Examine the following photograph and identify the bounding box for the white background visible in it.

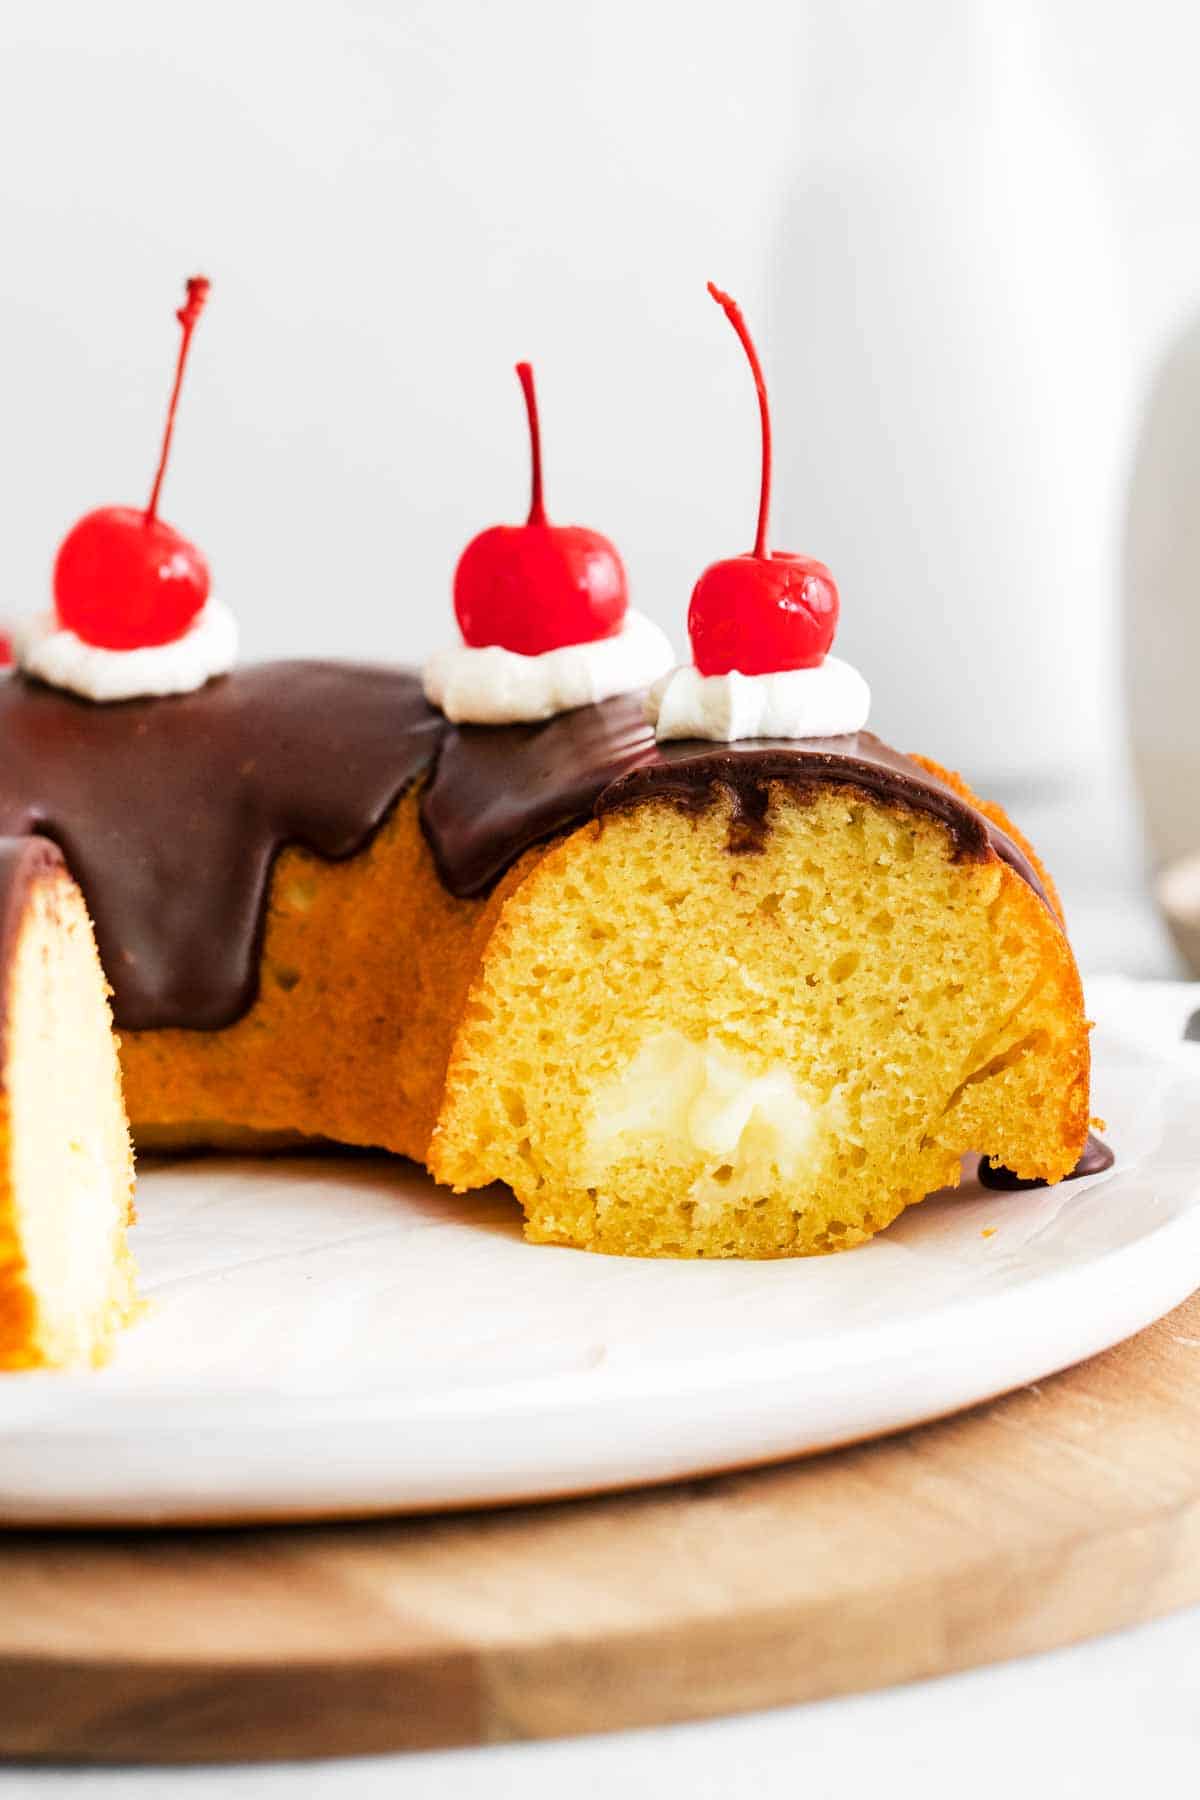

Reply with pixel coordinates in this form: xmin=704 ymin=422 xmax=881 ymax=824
xmin=2 ymin=0 xmax=1198 ymax=793
xmin=4 ymin=2 xmax=1200 ymax=1791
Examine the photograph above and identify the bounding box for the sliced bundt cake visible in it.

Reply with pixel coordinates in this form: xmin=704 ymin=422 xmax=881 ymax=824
xmin=426 ymin=738 xmax=1088 ymax=1256
xmin=0 ymin=838 xmax=136 ymax=1367
xmin=0 ymin=668 xmax=1091 ymax=1262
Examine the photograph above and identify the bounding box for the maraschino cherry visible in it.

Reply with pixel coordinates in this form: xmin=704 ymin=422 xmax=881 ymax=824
xmin=54 ymin=276 xmax=212 ymax=651
xmin=689 ymin=283 xmax=838 ymax=678
xmin=454 ymin=361 xmax=627 ymax=656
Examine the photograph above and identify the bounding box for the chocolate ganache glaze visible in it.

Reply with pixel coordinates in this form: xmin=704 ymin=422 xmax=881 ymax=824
xmin=420 ymin=691 xmax=656 ymax=895
xmin=979 ymin=1133 xmax=1115 ymax=1190
xmin=0 ymin=665 xmax=444 ymax=1030
xmin=0 ymin=665 xmax=1054 ymax=1034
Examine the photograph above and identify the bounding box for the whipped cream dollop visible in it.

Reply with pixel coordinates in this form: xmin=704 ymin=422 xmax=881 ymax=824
xmin=423 ymin=608 xmax=674 ymax=725
xmin=647 ymin=655 xmax=870 ymax=743
xmin=14 ymin=600 xmax=238 ymax=703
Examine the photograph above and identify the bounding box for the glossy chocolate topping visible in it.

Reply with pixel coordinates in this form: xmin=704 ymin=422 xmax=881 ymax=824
xmin=0 ymin=666 xmax=443 ymax=1030
xmin=0 ymin=665 xmax=1052 ymax=1033
xmin=423 ymin=711 xmax=1050 ymax=909
xmin=0 ymin=836 xmax=67 ymax=1074
xmin=420 ymin=692 xmax=656 ymax=894
xmin=978 ymin=1132 xmax=1115 ymax=1191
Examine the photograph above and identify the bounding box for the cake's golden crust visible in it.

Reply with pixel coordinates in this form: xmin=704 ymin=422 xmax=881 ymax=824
xmin=119 ymin=765 xmax=1092 ymax=1261
xmin=908 ymin=753 xmax=1067 ymax=923
xmin=121 ymin=789 xmax=534 ymax=1160
xmin=0 ymin=1099 xmax=38 ymax=1364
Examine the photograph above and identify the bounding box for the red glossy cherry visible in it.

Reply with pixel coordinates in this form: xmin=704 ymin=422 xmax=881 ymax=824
xmin=688 ymin=282 xmax=839 ymax=677
xmin=54 ymin=276 xmax=212 ymax=651
xmin=454 ymin=362 xmax=628 ymax=656
xmin=54 ymin=508 xmax=210 ymax=650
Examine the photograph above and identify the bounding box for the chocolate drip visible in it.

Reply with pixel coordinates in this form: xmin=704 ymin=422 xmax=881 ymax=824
xmin=0 ymin=666 xmax=443 ymax=1030
xmin=419 ymin=692 xmax=657 ymax=895
xmin=0 ymin=837 xmax=67 ymax=1073
xmin=0 ymin=667 xmax=1054 ymax=1034
xmin=977 ymin=1133 xmax=1115 ymax=1191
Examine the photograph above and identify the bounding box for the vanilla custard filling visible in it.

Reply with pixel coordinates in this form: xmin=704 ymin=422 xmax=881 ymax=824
xmin=587 ymin=1030 xmax=823 ymax=1218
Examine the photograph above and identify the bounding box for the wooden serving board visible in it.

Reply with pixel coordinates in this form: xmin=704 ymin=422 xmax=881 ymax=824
xmin=4 ymin=1287 xmax=1200 ymax=1765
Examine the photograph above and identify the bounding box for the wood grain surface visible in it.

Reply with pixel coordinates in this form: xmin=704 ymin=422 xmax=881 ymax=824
xmin=4 ymin=1287 xmax=1200 ymax=1764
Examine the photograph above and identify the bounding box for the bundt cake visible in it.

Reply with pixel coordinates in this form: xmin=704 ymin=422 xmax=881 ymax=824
xmin=0 ymin=273 xmax=1101 ymax=1345
xmin=0 ymin=665 xmax=1091 ymax=1260
xmin=0 ymin=837 xmax=136 ymax=1368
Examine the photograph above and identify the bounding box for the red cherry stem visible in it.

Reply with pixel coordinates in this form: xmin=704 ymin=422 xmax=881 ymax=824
xmin=145 ymin=275 xmax=211 ymax=524
xmin=515 ymin=361 xmax=547 ymax=527
xmin=707 ymin=281 xmax=771 ymax=560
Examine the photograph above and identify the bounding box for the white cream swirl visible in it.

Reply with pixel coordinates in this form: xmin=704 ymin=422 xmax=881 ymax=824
xmin=423 ymin=609 xmax=674 ymax=725
xmin=14 ymin=600 xmax=238 ymax=703
xmin=647 ymin=656 xmax=870 ymax=743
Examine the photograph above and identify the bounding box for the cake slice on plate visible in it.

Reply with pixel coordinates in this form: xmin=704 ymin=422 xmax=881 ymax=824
xmin=0 ymin=838 xmax=136 ymax=1368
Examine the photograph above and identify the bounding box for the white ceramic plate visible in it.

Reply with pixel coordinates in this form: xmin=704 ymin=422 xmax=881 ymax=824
xmin=4 ymin=977 xmax=1200 ymax=1527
